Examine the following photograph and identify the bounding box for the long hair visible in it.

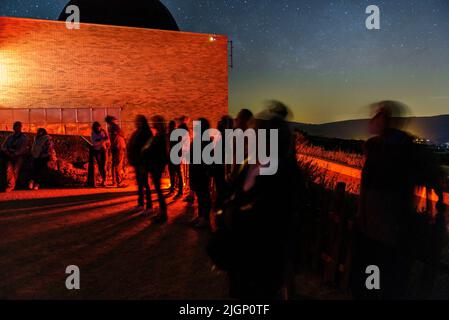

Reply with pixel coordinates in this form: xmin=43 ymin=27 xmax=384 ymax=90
xmin=92 ymin=121 xmax=102 ymax=133
xmin=135 ymin=115 xmax=151 ymax=132
xmin=37 ymin=128 xmax=48 ymax=137
xmin=151 ymin=115 xmax=166 ymax=136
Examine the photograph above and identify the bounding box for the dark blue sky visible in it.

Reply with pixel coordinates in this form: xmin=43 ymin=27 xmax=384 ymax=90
xmin=1 ymin=0 xmax=449 ymax=122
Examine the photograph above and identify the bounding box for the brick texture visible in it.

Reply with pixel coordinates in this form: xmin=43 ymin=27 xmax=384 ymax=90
xmin=0 ymin=17 xmax=228 ymax=132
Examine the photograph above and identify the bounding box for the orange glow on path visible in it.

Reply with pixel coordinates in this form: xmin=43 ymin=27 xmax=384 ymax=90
xmin=300 ymin=154 xmax=449 ymax=206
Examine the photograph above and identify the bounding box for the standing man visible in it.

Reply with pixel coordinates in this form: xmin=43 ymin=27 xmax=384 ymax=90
xmin=176 ymin=116 xmax=195 ymax=203
xmin=105 ymin=115 xmax=127 ymax=188
xmin=1 ymin=121 xmax=29 ymax=192
xmin=168 ymin=120 xmax=183 ymax=199
xmin=353 ymin=101 xmax=418 ymax=299
xmin=91 ymin=122 xmax=109 ymax=188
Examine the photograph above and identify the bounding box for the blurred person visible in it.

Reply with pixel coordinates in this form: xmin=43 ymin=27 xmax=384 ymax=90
xmin=127 ymin=115 xmax=153 ymax=214
xmin=91 ymin=122 xmax=109 ymax=187
xmin=176 ymin=116 xmax=195 ymax=204
xmin=189 ymin=118 xmax=213 ymax=228
xmin=176 ymin=115 xmax=190 ymax=132
xmin=228 ymin=109 xmax=255 ymax=185
xmin=29 ymin=128 xmax=56 ymax=190
xmin=234 ymin=108 xmax=254 ymax=131
xmin=1 ymin=121 xmax=29 ymax=192
xmin=208 ymin=102 xmax=302 ymax=299
xmin=352 ymin=100 xmax=446 ymax=299
xmin=105 ymin=115 xmax=127 ymax=188
xmin=212 ymin=115 xmax=234 ymax=211
xmin=143 ymin=115 xmax=169 ymax=223
xmin=168 ymin=120 xmax=183 ymax=199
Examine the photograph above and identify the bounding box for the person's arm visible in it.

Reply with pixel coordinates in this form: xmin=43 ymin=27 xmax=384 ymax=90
xmin=1 ymin=136 xmax=9 ymax=152
xmin=104 ymin=130 xmax=111 ymax=149
xmin=91 ymin=132 xmax=98 ymax=150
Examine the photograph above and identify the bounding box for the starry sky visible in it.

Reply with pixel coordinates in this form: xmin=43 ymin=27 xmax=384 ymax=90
xmin=1 ymin=0 xmax=449 ymax=123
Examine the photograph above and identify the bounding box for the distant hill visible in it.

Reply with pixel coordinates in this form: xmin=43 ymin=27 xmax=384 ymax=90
xmin=291 ymin=115 xmax=449 ymax=144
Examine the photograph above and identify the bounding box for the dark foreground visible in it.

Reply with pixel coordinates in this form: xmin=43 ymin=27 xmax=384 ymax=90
xmin=0 ymin=187 xmax=228 ymax=299
xmin=0 ymin=187 xmax=346 ymax=300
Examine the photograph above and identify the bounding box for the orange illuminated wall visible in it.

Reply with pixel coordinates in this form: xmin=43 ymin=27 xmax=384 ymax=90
xmin=0 ymin=17 xmax=228 ymax=130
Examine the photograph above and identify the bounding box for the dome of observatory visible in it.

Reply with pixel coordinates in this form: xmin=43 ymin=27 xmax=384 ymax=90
xmin=58 ymin=0 xmax=180 ymax=31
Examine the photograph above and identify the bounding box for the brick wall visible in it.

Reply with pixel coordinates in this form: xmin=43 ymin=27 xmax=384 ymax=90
xmin=0 ymin=17 xmax=228 ymax=132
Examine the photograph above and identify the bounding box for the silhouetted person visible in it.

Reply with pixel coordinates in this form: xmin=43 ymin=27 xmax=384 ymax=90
xmin=176 ymin=116 xmax=195 ymax=204
xmin=228 ymin=109 xmax=255 ymax=186
xmin=127 ymin=115 xmax=153 ymax=213
xmin=212 ymin=115 xmax=234 ymax=211
xmin=91 ymin=122 xmax=109 ymax=187
xmin=189 ymin=118 xmax=213 ymax=229
xmin=1 ymin=121 xmax=29 ymax=192
xmin=105 ymin=115 xmax=127 ymax=188
xmin=168 ymin=120 xmax=183 ymax=199
xmin=29 ymin=128 xmax=56 ymax=190
xmin=351 ymin=100 xmax=445 ymax=299
xmin=234 ymin=108 xmax=254 ymax=131
xmin=213 ymin=102 xmax=301 ymax=299
xmin=144 ymin=115 xmax=169 ymax=223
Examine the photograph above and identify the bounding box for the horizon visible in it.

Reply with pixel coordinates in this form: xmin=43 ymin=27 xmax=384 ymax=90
xmin=293 ymin=112 xmax=449 ymax=126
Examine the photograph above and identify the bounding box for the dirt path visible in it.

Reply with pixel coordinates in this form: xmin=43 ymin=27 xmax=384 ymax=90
xmin=0 ymin=187 xmax=228 ymax=299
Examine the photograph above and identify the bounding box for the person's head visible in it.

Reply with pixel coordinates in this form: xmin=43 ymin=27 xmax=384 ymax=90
xmin=234 ymin=109 xmax=254 ymax=131
xmin=134 ymin=115 xmax=150 ymax=131
xmin=168 ymin=120 xmax=176 ymax=132
xmin=105 ymin=115 xmax=118 ymax=125
xmin=193 ymin=118 xmax=210 ymax=140
xmin=253 ymin=101 xmax=295 ymax=167
xmin=92 ymin=121 xmax=102 ymax=133
xmin=369 ymin=100 xmax=410 ymax=136
xmin=217 ymin=115 xmax=234 ymax=133
xmin=150 ymin=115 xmax=166 ymax=136
xmin=254 ymin=115 xmax=293 ymax=161
xmin=176 ymin=115 xmax=189 ymax=127
xmin=267 ymin=100 xmax=291 ymax=120
xmin=36 ymin=128 xmax=47 ymax=137
xmin=13 ymin=121 xmax=22 ymax=134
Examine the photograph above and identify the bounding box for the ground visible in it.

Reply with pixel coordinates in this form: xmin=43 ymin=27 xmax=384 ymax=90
xmin=0 ymin=186 xmax=347 ymax=300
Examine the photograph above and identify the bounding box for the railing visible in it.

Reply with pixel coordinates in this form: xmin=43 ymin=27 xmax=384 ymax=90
xmin=300 ymin=181 xmax=449 ymax=298
xmin=0 ymin=107 xmax=123 ymax=135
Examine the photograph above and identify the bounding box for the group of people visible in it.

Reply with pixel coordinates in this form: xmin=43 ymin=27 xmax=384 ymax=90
xmin=122 ymin=106 xmax=302 ymax=299
xmin=88 ymin=116 xmax=128 ymax=188
xmin=0 ymin=121 xmax=56 ymax=192
xmin=1 ymin=100 xmax=447 ymax=300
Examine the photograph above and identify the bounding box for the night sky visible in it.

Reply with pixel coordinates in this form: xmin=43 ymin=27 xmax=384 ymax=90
xmin=1 ymin=0 xmax=449 ymax=123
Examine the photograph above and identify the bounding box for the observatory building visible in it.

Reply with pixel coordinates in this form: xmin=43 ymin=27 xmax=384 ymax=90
xmin=0 ymin=0 xmax=228 ymax=134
